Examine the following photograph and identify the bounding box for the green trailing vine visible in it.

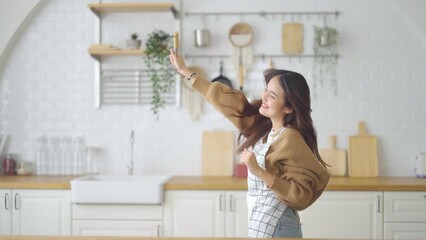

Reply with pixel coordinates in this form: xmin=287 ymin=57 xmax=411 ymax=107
xmin=143 ymin=30 xmax=174 ymax=116
xmin=312 ymin=26 xmax=338 ymax=98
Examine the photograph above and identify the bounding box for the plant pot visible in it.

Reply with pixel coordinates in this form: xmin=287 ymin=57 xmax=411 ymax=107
xmin=126 ymin=39 xmax=141 ymax=49
xmin=316 ymin=27 xmax=337 ymax=47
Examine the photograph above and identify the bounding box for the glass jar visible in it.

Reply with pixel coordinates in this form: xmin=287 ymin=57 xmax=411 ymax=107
xmin=60 ymin=137 xmax=72 ymax=176
xmin=35 ymin=136 xmax=48 ymax=175
xmin=2 ymin=154 xmax=17 ymax=175
xmin=48 ymin=137 xmax=60 ymax=175
xmin=73 ymin=137 xmax=86 ymax=175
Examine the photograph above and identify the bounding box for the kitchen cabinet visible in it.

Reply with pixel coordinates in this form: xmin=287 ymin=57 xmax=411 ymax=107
xmin=299 ymin=191 xmax=383 ymax=239
xmin=0 ymin=189 xmax=12 ymax=235
xmin=384 ymin=191 xmax=426 ymax=239
xmin=72 ymin=204 xmax=163 ymax=237
xmin=0 ymin=189 xmax=71 ymax=235
xmin=163 ymin=190 xmax=248 ymax=237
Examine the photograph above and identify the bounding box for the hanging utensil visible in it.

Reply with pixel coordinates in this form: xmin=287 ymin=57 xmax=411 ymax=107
xmin=269 ymin=59 xmax=274 ymax=69
xmin=182 ymin=66 xmax=205 ymax=120
xmin=194 ymin=29 xmax=210 ymax=47
xmin=194 ymin=15 xmax=210 ymax=48
xmin=173 ymin=31 xmax=179 ymax=54
xmin=228 ymin=22 xmax=253 ymax=91
xmin=211 ymin=61 xmax=233 ymax=89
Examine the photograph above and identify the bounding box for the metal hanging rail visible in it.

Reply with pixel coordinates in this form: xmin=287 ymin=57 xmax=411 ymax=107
xmin=184 ymin=53 xmax=339 ymax=59
xmin=184 ymin=10 xmax=339 ymax=20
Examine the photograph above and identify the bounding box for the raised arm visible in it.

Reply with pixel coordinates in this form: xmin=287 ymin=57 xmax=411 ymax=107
xmin=169 ymin=49 xmax=255 ymax=131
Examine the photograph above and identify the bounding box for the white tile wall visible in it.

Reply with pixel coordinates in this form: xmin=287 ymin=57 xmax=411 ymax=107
xmin=0 ymin=0 xmax=425 ymax=176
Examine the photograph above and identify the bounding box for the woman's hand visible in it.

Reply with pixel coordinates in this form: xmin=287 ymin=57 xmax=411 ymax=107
xmin=169 ymin=49 xmax=191 ymax=77
xmin=241 ymin=148 xmax=275 ymax=187
xmin=240 ymin=148 xmax=263 ymax=177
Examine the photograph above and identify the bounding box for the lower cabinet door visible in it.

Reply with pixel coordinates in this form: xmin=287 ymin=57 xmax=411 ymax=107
xmin=225 ymin=191 xmax=248 ymax=238
xmin=0 ymin=190 xmax=12 ymax=235
xmin=164 ymin=190 xmax=226 ymax=237
xmin=72 ymin=220 xmax=162 ymax=237
xmin=299 ymin=191 xmax=383 ymax=239
xmin=384 ymin=223 xmax=426 ymax=240
xmin=12 ymin=190 xmax=71 ymax=236
xmin=163 ymin=190 xmax=247 ymax=238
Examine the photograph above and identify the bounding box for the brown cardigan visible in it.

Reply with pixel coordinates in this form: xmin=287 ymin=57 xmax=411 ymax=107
xmin=192 ymin=76 xmax=331 ymax=211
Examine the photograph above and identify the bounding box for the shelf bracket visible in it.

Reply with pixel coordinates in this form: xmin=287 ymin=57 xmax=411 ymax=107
xmin=171 ymin=6 xmax=179 ymax=19
xmin=89 ymin=8 xmax=100 ymax=18
xmin=90 ymin=54 xmax=100 ymax=62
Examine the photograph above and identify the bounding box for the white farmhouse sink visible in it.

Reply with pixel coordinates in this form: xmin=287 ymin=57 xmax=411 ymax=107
xmin=71 ymin=175 xmax=170 ymax=204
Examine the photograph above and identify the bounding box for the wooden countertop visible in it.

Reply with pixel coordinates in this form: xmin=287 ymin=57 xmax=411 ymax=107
xmin=0 ymin=176 xmax=75 ymax=189
xmin=165 ymin=176 xmax=248 ymax=190
xmin=165 ymin=176 xmax=426 ymax=191
xmin=326 ymin=176 xmax=426 ymax=191
xmin=1 ymin=175 xmax=425 ymax=191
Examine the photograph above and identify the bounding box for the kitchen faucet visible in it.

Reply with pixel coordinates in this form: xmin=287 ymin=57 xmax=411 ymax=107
xmin=127 ymin=130 xmax=134 ymax=175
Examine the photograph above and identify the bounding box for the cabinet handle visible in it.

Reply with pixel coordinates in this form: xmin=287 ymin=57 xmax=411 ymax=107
xmin=219 ymin=194 xmax=224 ymax=211
xmin=377 ymin=195 xmax=381 ymax=213
xmin=4 ymin=193 xmax=9 ymax=210
xmin=14 ymin=193 xmax=19 ymax=210
xmin=156 ymin=225 xmax=160 ymax=237
xmin=229 ymin=194 xmax=234 ymax=212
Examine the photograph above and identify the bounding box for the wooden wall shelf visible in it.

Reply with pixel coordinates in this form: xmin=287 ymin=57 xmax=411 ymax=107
xmin=88 ymin=3 xmax=178 ymax=18
xmin=88 ymin=46 xmax=144 ymax=61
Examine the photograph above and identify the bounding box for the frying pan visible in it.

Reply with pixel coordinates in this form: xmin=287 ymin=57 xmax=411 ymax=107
xmin=212 ymin=61 xmax=233 ymax=88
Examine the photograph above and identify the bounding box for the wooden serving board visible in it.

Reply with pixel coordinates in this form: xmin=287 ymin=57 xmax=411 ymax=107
xmin=282 ymin=22 xmax=304 ymax=54
xmin=348 ymin=122 xmax=378 ymax=177
xmin=202 ymin=131 xmax=235 ymax=176
xmin=320 ymin=135 xmax=347 ymax=176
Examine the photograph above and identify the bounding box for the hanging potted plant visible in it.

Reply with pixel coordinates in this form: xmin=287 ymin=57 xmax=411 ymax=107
xmin=143 ymin=30 xmax=174 ymax=116
xmin=315 ymin=26 xmax=337 ymax=47
xmin=312 ymin=26 xmax=339 ymax=97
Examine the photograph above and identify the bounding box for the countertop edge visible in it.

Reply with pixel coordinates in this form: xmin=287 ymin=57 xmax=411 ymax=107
xmin=1 ymin=176 xmax=426 ymax=191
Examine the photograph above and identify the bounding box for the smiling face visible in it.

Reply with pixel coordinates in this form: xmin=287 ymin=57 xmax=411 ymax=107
xmin=259 ymin=76 xmax=293 ymax=123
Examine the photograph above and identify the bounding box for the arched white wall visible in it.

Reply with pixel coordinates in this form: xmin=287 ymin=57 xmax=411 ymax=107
xmin=0 ymin=0 xmax=44 ymax=68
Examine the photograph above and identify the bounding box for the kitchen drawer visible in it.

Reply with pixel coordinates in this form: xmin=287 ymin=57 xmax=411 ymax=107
xmin=72 ymin=204 xmax=163 ymax=220
xmin=384 ymin=192 xmax=426 ymax=222
xmin=384 ymin=223 xmax=426 ymax=240
xmin=73 ymin=220 xmax=162 ymax=237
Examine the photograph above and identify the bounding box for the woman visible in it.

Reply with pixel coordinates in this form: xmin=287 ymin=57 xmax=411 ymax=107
xmin=169 ymin=49 xmax=330 ymax=238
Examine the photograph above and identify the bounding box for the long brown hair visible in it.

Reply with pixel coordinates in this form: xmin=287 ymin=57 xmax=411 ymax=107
xmin=237 ymin=69 xmax=327 ymax=167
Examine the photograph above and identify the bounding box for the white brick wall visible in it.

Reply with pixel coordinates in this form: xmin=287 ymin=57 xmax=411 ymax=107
xmin=0 ymin=0 xmax=425 ymax=176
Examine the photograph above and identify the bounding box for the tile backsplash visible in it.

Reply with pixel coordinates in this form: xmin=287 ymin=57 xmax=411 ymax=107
xmin=0 ymin=0 xmax=425 ymax=176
